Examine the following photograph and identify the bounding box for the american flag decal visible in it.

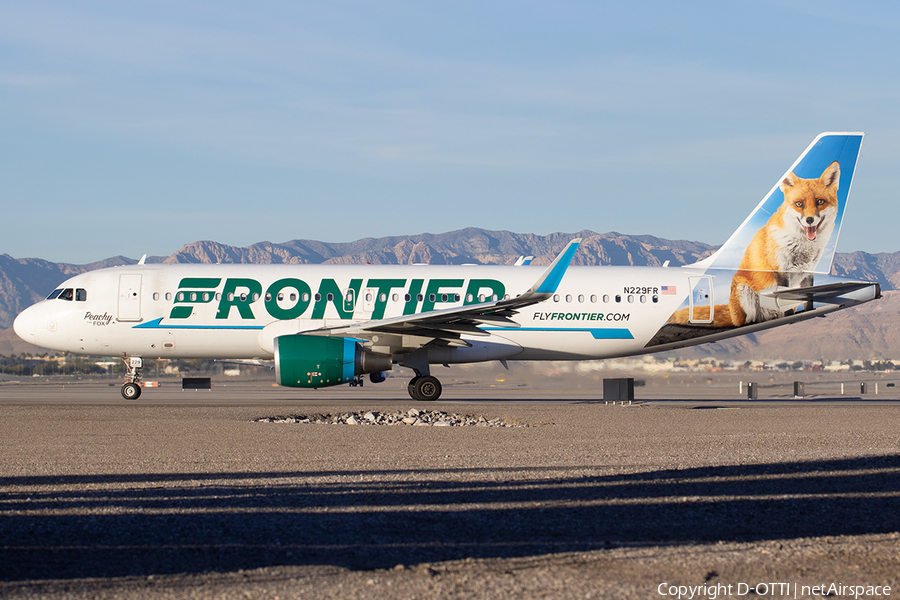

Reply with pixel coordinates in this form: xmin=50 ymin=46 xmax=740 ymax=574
xmin=661 ymin=285 xmax=677 ymax=295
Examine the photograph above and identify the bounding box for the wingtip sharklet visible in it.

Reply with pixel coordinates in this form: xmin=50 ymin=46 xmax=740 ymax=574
xmin=531 ymin=238 xmax=581 ymax=295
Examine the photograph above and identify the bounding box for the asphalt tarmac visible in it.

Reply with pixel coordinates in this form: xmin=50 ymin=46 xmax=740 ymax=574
xmin=1 ymin=378 xmax=898 ymax=599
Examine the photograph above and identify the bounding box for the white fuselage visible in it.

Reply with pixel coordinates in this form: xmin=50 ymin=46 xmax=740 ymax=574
xmin=14 ymin=263 xmax=697 ymax=362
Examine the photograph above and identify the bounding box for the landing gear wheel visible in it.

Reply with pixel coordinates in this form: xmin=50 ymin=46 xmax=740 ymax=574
xmin=407 ymin=376 xmax=422 ymax=400
xmin=413 ymin=376 xmax=442 ymax=402
xmin=121 ymin=382 xmax=142 ymax=400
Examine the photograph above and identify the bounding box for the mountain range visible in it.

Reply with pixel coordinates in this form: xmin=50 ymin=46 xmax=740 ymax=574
xmin=1 ymin=228 xmax=898 ymax=359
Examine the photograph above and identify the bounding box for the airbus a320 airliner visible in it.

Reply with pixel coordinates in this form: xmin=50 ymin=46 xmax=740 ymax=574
xmin=14 ymin=133 xmax=880 ymax=401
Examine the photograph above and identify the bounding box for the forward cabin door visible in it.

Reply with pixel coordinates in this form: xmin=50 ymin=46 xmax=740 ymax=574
xmin=688 ymin=276 xmax=713 ymax=324
xmin=117 ymin=274 xmax=142 ymax=322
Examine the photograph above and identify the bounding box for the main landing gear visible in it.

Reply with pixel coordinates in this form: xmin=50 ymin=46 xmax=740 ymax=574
xmin=407 ymin=375 xmax=442 ymax=401
xmin=121 ymin=357 xmax=143 ymax=400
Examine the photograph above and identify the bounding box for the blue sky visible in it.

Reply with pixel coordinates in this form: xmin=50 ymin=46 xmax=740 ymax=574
xmin=2 ymin=1 xmax=899 ymax=264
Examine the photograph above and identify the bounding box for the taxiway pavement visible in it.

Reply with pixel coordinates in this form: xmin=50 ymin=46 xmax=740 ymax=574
xmin=0 ymin=381 xmax=898 ymax=599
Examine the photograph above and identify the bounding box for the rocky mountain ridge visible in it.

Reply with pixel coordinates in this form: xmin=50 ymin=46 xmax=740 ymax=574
xmin=1 ymin=228 xmax=897 ymax=359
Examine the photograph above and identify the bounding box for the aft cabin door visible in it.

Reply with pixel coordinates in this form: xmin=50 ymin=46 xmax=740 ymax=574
xmin=117 ymin=274 xmax=142 ymax=322
xmin=688 ymin=276 xmax=713 ymax=324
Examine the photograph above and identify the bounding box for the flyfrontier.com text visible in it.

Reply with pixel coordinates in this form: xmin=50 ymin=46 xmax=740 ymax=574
xmin=657 ymin=582 xmax=891 ymax=599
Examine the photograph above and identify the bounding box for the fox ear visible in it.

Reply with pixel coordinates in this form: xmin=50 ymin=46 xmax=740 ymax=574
xmin=780 ymin=172 xmax=798 ymax=192
xmin=819 ymin=161 xmax=840 ymax=190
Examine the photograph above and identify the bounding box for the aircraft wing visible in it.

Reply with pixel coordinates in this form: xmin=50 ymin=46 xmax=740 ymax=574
xmin=312 ymin=239 xmax=582 ymax=347
xmin=215 ymin=359 xmax=275 ymax=369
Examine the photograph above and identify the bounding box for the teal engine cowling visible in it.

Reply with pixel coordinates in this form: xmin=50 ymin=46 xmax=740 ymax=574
xmin=274 ymin=334 xmax=392 ymax=388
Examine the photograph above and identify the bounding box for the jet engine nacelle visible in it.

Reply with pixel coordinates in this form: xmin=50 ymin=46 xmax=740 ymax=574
xmin=274 ymin=334 xmax=392 ymax=388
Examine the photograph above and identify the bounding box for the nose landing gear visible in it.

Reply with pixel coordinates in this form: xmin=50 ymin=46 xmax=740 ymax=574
xmin=121 ymin=357 xmax=143 ymax=400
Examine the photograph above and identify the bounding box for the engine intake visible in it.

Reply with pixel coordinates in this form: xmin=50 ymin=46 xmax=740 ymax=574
xmin=274 ymin=334 xmax=391 ymax=388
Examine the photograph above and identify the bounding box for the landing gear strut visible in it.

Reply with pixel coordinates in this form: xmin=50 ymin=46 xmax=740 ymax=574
xmin=121 ymin=357 xmax=143 ymax=400
xmin=408 ymin=375 xmax=442 ymax=401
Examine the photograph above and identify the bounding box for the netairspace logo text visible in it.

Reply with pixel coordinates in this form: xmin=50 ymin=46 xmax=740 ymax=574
xmin=657 ymin=582 xmax=892 ymax=599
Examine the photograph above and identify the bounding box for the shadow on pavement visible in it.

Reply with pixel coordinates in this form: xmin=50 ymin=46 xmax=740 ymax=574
xmin=1 ymin=455 xmax=898 ymax=580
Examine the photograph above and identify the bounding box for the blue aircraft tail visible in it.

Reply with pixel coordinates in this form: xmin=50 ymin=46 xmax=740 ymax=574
xmin=692 ymin=132 xmax=864 ymax=274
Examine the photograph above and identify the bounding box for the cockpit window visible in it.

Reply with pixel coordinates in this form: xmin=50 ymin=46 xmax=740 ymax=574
xmin=75 ymin=288 xmax=87 ymax=301
xmin=47 ymin=289 xmax=63 ymax=300
xmin=58 ymin=288 xmax=74 ymax=301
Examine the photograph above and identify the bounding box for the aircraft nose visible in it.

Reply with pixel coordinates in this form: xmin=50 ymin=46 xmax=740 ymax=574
xmin=13 ymin=307 xmax=36 ymax=343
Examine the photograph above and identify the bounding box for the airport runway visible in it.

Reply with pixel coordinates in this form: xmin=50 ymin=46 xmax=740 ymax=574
xmin=0 ymin=380 xmax=898 ymax=599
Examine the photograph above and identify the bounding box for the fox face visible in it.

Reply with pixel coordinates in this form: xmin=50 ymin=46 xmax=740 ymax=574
xmin=779 ymin=161 xmax=840 ymax=242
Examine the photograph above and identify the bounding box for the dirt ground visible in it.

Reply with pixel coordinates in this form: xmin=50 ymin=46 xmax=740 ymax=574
xmin=0 ymin=381 xmax=898 ymax=599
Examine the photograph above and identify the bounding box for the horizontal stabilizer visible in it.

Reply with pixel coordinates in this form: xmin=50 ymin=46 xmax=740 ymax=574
xmin=761 ymin=281 xmax=881 ymax=302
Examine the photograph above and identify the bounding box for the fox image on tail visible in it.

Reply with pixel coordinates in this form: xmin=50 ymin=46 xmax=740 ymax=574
xmin=728 ymin=160 xmax=840 ymax=326
xmin=668 ymin=161 xmax=841 ymax=328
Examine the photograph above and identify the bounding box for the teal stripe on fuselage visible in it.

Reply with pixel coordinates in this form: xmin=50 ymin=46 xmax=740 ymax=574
xmin=133 ymin=318 xmax=264 ymax=330
xmin=133 ymin=319 xmax=633 ymax=340
xmin=482 ymin=327 xmax=633 ymax=340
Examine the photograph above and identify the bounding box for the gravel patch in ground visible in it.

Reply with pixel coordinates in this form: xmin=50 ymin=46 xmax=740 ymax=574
xmin=253 ymin=408 xmax=527 ymax=427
